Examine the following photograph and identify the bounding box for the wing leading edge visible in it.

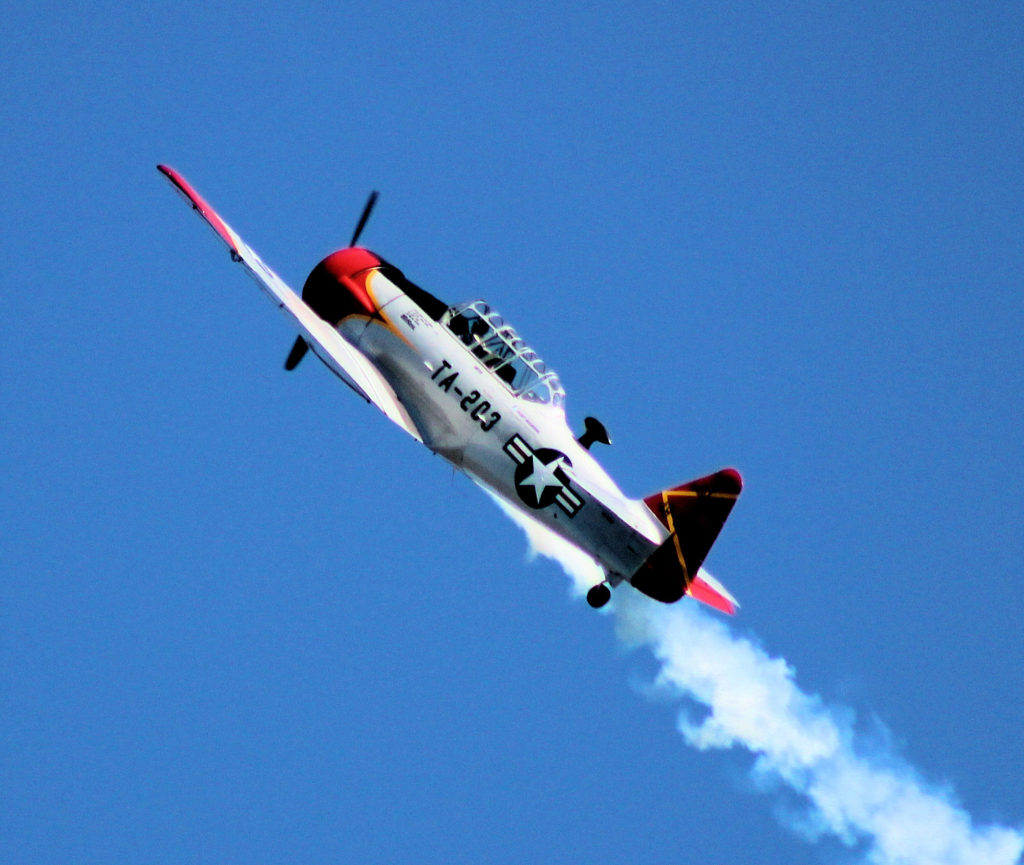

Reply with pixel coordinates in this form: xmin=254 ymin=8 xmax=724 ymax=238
xmin=157 ymin=165 xmax=421 ymax=442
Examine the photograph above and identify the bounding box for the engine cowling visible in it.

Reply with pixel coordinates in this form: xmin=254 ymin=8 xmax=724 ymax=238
xmin=301 ymin=247 xmax=382 ymax=324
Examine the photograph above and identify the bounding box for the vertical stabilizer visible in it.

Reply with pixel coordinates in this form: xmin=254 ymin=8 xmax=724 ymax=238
xmin=631 ymin=469 xmax=742 ymax=610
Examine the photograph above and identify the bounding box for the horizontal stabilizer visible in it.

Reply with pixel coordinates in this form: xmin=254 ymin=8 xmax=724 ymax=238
xmin=688 ymin=571 xmax=739 ymax=616
xmin=631 ymin=469 xmax=742 ymax=610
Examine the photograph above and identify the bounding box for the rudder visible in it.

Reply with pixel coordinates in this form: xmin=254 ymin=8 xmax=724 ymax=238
xmin=631 ymin=468 xmax=742 ymax=609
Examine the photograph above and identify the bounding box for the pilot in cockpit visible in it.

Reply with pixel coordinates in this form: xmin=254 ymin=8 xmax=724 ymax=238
xmin=448 ymin=311 xmax=490 ymax=346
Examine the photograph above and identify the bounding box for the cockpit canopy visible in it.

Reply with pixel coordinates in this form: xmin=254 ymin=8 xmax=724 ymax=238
xmin=442 ymin=301 xmax=565 ymax=408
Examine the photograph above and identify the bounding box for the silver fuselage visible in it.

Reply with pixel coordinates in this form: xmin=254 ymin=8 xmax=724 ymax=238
xmin=339 ymin=270 xmax=669 ymax=583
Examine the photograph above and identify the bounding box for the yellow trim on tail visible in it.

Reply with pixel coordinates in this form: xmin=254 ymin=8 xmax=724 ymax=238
xmin=659 ymin=491 xmax=691 ymax=585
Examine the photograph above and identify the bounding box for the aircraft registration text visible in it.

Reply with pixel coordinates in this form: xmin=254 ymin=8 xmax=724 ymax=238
xmin=430 ymin=359 xmax=501 ymax=432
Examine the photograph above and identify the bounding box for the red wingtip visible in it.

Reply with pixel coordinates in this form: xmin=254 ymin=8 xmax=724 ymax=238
xmin=157 ymin=164 xmax=239 ymax=254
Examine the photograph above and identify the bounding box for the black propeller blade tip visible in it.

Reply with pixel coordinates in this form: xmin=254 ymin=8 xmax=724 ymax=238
xmin=284 ymin=336 xmax=310 ymax=370
xmin=349 ymin=190 xmax=379 ymax=247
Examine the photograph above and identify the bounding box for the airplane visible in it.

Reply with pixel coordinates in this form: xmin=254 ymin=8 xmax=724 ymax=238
xmin=158 ymin=165 xmax=743 ymax=613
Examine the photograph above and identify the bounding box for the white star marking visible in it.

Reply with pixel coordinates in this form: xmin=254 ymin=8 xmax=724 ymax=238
xmin=519 ymin=456 xmax=564 ymax=506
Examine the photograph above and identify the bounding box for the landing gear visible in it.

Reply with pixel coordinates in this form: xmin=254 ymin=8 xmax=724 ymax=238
xmin=586 ymin=583 xmax=612 ymax=609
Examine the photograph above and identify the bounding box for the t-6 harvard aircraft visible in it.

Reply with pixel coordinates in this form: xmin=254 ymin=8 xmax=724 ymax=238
xmin=158 ymin=165 xmax=742 ymax=613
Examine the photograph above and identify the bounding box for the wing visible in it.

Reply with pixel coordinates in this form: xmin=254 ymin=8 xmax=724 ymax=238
xmin=158 ymin=165 xmax=422 ymax=442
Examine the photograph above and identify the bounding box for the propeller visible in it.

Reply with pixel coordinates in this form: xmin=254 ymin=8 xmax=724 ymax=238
xmin=284 ymin=336 xmax=309 ymax=370
xmin=349 ymin=190 xmax=379 ymax=248
xmin=285 ymin=190 xmax=379 ymax=371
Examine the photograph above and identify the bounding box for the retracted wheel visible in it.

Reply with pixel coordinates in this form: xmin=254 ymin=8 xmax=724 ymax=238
xmin=586 ymin=583 xmax=612 ymax=609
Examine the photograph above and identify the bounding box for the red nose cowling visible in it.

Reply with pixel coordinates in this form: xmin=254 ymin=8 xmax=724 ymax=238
xmin=301 ymin=247 xmax=382 ymax=324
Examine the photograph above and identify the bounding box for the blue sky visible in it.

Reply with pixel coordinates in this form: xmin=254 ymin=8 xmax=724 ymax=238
xmin=2 ymin=2 xmax=1022 ymax=863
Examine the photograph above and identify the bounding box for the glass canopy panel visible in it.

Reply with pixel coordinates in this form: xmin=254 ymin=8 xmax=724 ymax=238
xmin=443 ymin=301 xmax=565 ymax=407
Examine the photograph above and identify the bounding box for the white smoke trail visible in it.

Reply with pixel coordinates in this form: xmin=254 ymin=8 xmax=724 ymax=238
xmin=493 ymin=497 xmax=1024 ymax=865
xmin=487 ymin=491 xmax=604 ymax=597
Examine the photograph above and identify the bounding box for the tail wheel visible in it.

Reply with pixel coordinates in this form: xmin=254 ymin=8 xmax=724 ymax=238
xmin=586 ymin=583 xmax=612 ymax=609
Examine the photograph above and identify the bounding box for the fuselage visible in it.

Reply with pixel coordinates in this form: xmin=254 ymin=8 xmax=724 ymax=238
xmin=308 ymin=247 xmax=670 ymax=584
xmin=157 ymin=164 xmax=742 ymax=612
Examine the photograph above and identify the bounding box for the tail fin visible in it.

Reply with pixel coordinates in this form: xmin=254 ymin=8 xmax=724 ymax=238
xmin=631 ymin=468 xmax=742 ymax=612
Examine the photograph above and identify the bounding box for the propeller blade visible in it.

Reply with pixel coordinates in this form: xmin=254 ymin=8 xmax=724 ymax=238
xmin=287 ymin=190 xmax=377 ymax=371
xmin=284 ymin=336 xmax=310 ymax=370
xmin=349 ymin=190 xmax=379 ymax=247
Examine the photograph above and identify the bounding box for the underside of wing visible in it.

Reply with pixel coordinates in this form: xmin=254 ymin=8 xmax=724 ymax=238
xmin=158 ymin=165 xmax=421 ymax=442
